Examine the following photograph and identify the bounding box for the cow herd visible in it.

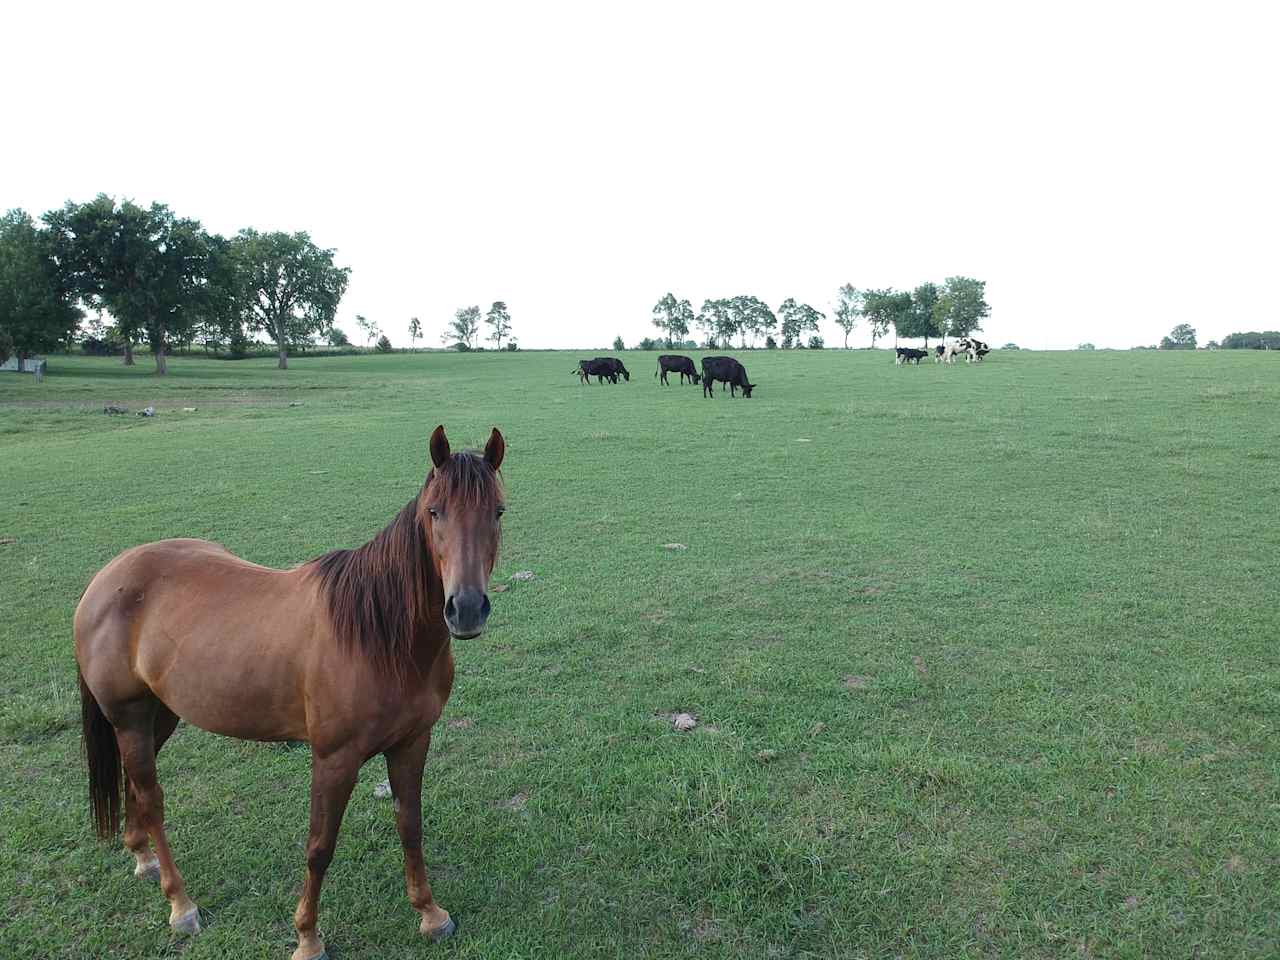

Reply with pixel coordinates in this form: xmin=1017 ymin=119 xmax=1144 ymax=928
xmin=896 ymin=337 xmax=991 ymax=365
xmin=572 ymin=355 xmax=757 ymax=398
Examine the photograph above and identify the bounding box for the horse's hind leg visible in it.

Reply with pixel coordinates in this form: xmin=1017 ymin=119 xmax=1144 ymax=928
xmin=115 ymin=703 xmax=199 ymax=934
xmin=385 ymin=733 xmax=455 ymax=942
xmin=124 ymin=705 xmax=179 ymax=881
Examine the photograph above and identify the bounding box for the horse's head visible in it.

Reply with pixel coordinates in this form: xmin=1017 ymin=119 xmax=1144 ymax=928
xmin=422 ymin=425 xmax=505 ymax=640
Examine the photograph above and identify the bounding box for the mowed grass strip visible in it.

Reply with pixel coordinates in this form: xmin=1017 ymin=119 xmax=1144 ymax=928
xmin=1 ymin=349 xmax=1278 ymax=959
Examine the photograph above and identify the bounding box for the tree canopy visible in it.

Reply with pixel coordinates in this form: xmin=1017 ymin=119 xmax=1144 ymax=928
xmin=777 ymin=298 xmax=823 ymax=348
xmin=832 ymin=285 xmax=861 ymax=348
xmin=0 ymin=209 xmax=81 ymax=369
xmin=486 ymin=302 xmax=512 ymax=349
xmin=227 ymin=229 xmax=349 ymax=369
xmin=445 ymin=306 xmax=481 ymax=350
xmin=1160 ymin=323 xmax=1196 ymax=350
xmin=937 ymin=276 xmax=989 ymax=339
xmin=652 ymin=293 xmax=694 ymax=347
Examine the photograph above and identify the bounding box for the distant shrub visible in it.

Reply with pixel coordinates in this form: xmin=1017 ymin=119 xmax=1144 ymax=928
xmin=807 ymin=335 xmax=824 ymax=349
xmin=375 ymin=335 xmax=393 ymax=353
xmin=505 ymin=341 xmax=519 ymax=351
xmin=328 ymin=327 xmax=351 ymax=347
xmin=612 ymin=336 xmax=625 ymax=351
xmin=80 ymin=337 xmax=115 ymax=356
xmin=1077 ymin=343 xmax=1096 ymax=351
xmin=765 ymin=336 xmax=777 ymax=349
xmin=1001 ymin=342 xmax=1020 ymax=350
xmin=449 ymin=341 xmax=471 ymax=352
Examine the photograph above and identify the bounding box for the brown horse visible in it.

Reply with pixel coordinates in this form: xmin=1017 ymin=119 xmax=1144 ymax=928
xmin=75 ymin=425 xmax=505 ymax=960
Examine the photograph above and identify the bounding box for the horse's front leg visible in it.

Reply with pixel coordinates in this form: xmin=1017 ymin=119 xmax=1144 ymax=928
xmin=292 ymin=751 xmax=360 ymax=960
xmin=385 ymin=732 xmax=456 ymax=942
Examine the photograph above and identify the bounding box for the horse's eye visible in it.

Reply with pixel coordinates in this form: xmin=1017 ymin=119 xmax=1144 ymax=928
xmin=496 ymin=507 xmax=506 ymax=519
xmin=427 ymin=508 xmax=439 ymax=519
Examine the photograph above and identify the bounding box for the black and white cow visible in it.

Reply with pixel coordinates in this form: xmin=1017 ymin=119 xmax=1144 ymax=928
xmin=655 ymin=354 xmax=700 ymax=385
xmin=701 ymin=356 xmax=755 ymax=398
xmin=895 ymin=347 xmax=929 ymax=365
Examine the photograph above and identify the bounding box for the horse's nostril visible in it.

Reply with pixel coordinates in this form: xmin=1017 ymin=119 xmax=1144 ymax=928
xmin=481 ymin=594 xmax=491 ymax=618
xmin=444 ymin=595 xmax=457 ymax=619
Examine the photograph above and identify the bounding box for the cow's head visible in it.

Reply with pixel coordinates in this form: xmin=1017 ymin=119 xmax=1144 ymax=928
xmin=742 ymin=382 xmax=755 ymax=398
xmin=691 ymin=372 xmax=701 ymax=384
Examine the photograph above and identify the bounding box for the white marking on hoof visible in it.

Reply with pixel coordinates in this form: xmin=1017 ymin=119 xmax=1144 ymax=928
xmin=134 ymin=856 xmax=160 ymax=881
xmin=427 ymin=915 xmax=457 ymax=942
xmin=170 ymin=907 xmax=201 ymax=935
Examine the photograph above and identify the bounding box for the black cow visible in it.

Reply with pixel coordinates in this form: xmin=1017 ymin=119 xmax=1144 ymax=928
xmin=572 ymin=359 xmax=618 ymax=384
xmin=593 ymin=357 xmax=630 ymax=382
xmin=895 ymin=347 xmax=928 ymax=365
xmin=701 ymin=356 xmax=755 ymax=398
xmin=655 ymin=354 xmax=700 ymax=385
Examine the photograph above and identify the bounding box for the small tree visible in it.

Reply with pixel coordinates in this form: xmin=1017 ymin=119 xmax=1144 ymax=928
xmin=860 ymin=288 xmax=898 ymax=348
xmin=652 ymin=293 xmax=693 ymax=347
xmin=375 ymin=334 xmax=393 ymax=353
xmin=485 ymin=301 xmax=512 ymax=349
xmin=765 ymin=335 xmax=777 ymax=349
xmin=1002 ymin=342 xmax=1020 ymax=350
xmin=808 ymin=335 xmax=824 ymax=349
xmin=328 ymin=327 xmax=351 ymax=346
xmin=777 ymin=298 xmax=823 ymax=347
xmin=612 ymin=335 xmax=625 ymax=351
xmin=443 ymin=306 xmax=480 ymax=349
xmin=833 ymin=284 xmax=861 ymax=348
xmin=938 ymin=276 xmax=989 ymax=340
xmin=356 ymin=315 xmax=381 ymax=346
xmin=408 ymin=316 xmax=421 ymax=350
xmin=1160 ymin=323 xmax=1196 ymax=349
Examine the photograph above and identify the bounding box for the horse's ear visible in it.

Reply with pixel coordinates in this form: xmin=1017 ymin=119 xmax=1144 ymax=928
xmin=484 ymin=428 xmax=505 ymax=471
xmin=430 ymin=425 xmax=450 ymax=468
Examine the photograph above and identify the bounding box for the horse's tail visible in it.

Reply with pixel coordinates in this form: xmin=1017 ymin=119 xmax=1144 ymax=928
xmin=79 ymin=669 xmax=122 ymax=839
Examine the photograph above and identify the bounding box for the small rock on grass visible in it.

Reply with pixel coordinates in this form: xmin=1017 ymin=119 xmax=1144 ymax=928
xmin=137 ymin=406 xmax=155 ymax=418
xmin=673 ymin=712 xmax=698 ymax=732
xmin=510 ymin=570 xmax=536 ymax=582
xmin=491 ymin=583 xmax=509 ymax=593
xmin=663 ymin=543 xmax=687 ymax=551
xmin=843 ymin=675 xmax=870 ymax=690
xmin=103 ymin=405 xmax=128 ymax=415
xmin=182 ymin=407 xmax=197 ymax=412
xmin=373 ymin=780 xmax=393 ymax=799
xmin=289 ymin=401 xmax=304 ymax=407
xmin=0 ymin=537 xmax=16 ymax=546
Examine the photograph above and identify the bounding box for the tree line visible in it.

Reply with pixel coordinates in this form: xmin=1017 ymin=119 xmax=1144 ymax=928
xmin=0 ymin=195 xmax=350 ymax=373
xmin=647 ymin=277 xmax=989 ymax=351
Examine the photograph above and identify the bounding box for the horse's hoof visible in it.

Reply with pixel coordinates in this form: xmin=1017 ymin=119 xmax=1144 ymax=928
xmin=428 ymin=916 xmax=457 ymax=943
xmin=170 ymin=907 xmax=201 ymax=935
xmin=134 ymin=857 xmax=160 ymax=881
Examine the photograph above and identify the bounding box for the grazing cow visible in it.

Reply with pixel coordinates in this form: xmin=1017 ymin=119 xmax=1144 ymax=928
xmin=895 ymin=347 xmax=928 ymax=365
xmin=655 ymin=354 xmax=701 ymax=385
xmin=969 ymin=338 xmax=990 ymax=360
xmin=593 ymin=357 xmax=630 ymax=382
xmin=571 ymin=359 xmax=618 ymax=384
xmin=700 ymin=356 xmax=755 ymax=398
xmin=941 ymin=339 xmax=977 ymax=364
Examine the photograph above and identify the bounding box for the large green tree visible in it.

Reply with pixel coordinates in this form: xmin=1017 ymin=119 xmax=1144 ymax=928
xmin=777 ymin=298 xmax=824 ymax=348
xmin=44 ymin=196 xmax=211 ymax=374
xmin=862 ymin=289 xmax=912 ymax=347
xmin=0 ymin=209 xmax=82 ymax=370
xmin=228 ymin=230 xmax=349 ymax=369
xmin=895 ymin=282 xmax=943 ymax=345
xmin=937 ymin=276 xmax=989 ymax=339
xmin=833 ymin=284 xmax=861 ymax=349
xmin=697 ymin=298 xmax=730 ymax=348
xmin=652 ymin=293 xmax=693 ymax=347
xmin=486 ymin=301 xmax=512 ymax=349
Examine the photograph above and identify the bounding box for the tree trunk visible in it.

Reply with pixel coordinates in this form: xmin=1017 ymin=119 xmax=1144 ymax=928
xmin=16 ymin=355 xmax=26 ymax=373
xmin=278 ymin=344 xmax=289 ymax=369
xmin=123 ymin=339 xmax=135 ymax=365
xmin=154 ymin=344 xmax=167 ymax=375
xmin=843 ymin=331 xmax=850 ymax=349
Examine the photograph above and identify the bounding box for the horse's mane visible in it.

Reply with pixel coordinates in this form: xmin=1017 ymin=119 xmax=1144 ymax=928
xmin=307 ymin=452 xmax=502 ymax=680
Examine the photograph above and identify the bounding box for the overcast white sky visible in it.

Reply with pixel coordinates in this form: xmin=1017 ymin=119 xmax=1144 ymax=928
xmin=4 ymin=1 xmax=1277 ymax=350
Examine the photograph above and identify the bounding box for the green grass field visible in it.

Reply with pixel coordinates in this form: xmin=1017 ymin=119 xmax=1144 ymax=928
xmin=2 ymin=349 xmax=1277 ymax=959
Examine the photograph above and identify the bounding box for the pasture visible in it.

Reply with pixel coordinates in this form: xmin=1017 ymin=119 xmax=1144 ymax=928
xmin=1 ymin=348 xmax=1277 ymax=959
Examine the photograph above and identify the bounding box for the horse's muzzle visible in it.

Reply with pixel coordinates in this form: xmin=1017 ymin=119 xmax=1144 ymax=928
xmin=444 ymin=588 xmax=490 ymax=639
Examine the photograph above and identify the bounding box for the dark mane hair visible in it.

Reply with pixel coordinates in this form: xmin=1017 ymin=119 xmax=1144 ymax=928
xmin=307 ymin=451 xmax=502 ymax=679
